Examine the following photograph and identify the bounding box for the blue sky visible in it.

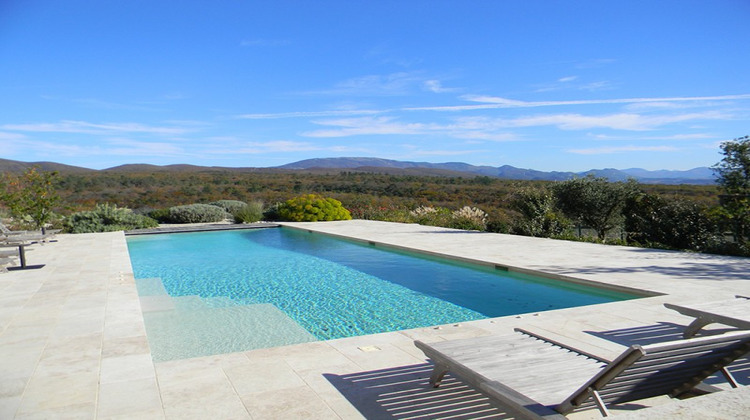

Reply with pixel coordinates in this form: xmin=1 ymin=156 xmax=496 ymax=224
xmin=1 ymin=1 xmax=749 ymax=171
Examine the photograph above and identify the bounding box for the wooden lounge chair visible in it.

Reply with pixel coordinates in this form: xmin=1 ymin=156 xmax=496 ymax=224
xmin=415 ymin=328 xmax=750 ymax=418
xmin=0 ymin=222 xmax=58 ymax=243
xmin=665 ymin=297 xmax=750 ymax=338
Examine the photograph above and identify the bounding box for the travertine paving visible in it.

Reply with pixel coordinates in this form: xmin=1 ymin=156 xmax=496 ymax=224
xmin=1 ymin=220 xmax=749 ymax=419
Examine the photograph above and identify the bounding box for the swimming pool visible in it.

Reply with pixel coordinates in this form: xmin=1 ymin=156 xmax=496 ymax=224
xmin=127 ymin=227 xmax=638 ymax=361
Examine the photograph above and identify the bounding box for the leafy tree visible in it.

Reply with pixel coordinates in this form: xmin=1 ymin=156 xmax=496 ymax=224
xmin=509 ymin=187 xmax=570 ymax=237
xmin=552 ymin=175 xmax=638 ymax=241
xmin=0 ymin=166 xmax=60 ymax=230
xmin=624 ymin=193 xmax=719 ymax=251
xmin=712 ymin=135 xmax=750 ymax=243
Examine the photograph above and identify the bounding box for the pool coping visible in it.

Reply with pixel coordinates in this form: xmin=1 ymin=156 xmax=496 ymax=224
xmin=281 ymin=223 xmax=662 ymax=298
xmin=2 ymin=220 xmax=749 ymax=419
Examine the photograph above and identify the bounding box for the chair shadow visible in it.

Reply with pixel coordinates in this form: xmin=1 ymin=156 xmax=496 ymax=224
xmin=324 ymin=363 xmax=514 ymax=419
xmin=585 ymin=322 xmax=750 ymax=386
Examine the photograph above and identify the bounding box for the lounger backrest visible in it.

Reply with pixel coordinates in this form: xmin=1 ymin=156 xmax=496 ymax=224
xmin=558 ymin=330 xmax=750 ymax=413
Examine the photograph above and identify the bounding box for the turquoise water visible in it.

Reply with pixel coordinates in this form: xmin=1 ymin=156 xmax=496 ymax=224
xmin=127 ymin=227 xmax=637 ymax=360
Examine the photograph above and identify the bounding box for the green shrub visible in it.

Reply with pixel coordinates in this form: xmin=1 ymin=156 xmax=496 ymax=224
xmin=409 ymin=206 xmax=452 ymax=226
xmin=148 ymin=208 xmax=171 ymax=223
xmin=277 ymin=194 xmax=352 ymax=222
xmin=209 ymin=200 xmax=248 ymax=214
xmin=233 ymin=200 xmax=264 ymax=223
xmin=449 ymin=206 xmax=488 ymax=231
xmin=263 ymin=202 xmax=283 ymax=221
xmin=168 ymin=203 xmax=230 ymax=223
xmin=66 ymin=203 xmax=158 ymax=233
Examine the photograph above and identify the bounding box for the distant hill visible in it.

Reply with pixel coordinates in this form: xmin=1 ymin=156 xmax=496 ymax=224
xmin=0 ymin=157 xmax=716 ymax=184
xmin=0 ymin=158 xmax=94 ymax=174
xmin=279 ymin=157 xmax=716 ymax=185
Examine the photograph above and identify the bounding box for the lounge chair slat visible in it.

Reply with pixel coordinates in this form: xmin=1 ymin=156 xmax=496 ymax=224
xmin=417 ymin=328 xmax=750 ymax=418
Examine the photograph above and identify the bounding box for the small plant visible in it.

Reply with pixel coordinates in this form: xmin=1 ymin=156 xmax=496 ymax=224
xmin=450 ymin=206 xmax=488 ymax=231
xmin=277 ymin=194 xmax=352 ymax=222
xmin=409 ymin=206 xmax=452 ymax=226
xmin=66 ymin=203 xmax=158 ymax=233
xmin=233 ymin=200 xmax=264 ymax=223
xmin=168 ymin=203 xmax=230 ymax=223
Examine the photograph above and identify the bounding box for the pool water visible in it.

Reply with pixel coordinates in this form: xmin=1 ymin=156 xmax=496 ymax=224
xmin=127 ymin=227 xmax=637 ymax=361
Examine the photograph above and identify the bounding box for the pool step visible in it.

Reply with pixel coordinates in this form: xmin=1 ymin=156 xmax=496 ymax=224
xmin=203 ymin=296 xmax=238 ymax=308
xmin=135 ymin=277 xmax=169 ymax=296
xmin=142 ymin=303 xmax=317 ymax=362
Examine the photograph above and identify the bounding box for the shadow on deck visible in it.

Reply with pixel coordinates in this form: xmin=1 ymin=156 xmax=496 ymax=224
xmin=324 ymin=363 xmax=514 ymax=419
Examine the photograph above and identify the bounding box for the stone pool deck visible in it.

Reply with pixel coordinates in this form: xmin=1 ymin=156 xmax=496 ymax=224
xmin=1 ymin=219 xmax=749 ymax=419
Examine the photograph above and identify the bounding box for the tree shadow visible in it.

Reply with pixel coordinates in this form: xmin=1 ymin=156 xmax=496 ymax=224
xmin=324 ymin=363 xmax=514 ymax=419
xmin=546 ymin=257 xmax=750 ymax=282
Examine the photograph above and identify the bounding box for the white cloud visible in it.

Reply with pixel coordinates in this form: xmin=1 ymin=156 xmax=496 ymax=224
xmin=328 ymin=72 xmax=423 ymax=96
xmin=2 ymin=120 xmax=194 ymax=136
xmin=459 ymin=93 xmax=750 ymax=109
xmin=412 ymin=149 xmax=481 ymax=156
xmin=303 ymin=116 xmax=430 ymax=137
xmin=235 ymin=109 xmax=383 ymax=120
xmin=558 ymin=76 xmax=578 ymax=83
xmin=423 ymin=80 xmax=456 ymax=93
xmin=568 ymin=145 xmax=678 ymax=155
xmin=104 ymin=138 xmax=187 ymax=156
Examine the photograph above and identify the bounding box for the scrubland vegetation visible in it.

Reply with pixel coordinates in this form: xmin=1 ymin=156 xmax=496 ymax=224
xmin=2 ymin=136 xmax=749 ymax=256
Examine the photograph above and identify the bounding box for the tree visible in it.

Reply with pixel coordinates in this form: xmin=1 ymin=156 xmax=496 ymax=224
xmin=624 ymin=193 xmax=719 ymax=251
xmin=712 ymin=135 xmax=750 ymax=243
xmin=0 ymin=167 xmax=60 ymax=230
xmin=552 ymin=175 xmax=638 ymax=241
xmin=509 ymin=187 xmax=570 ymax=237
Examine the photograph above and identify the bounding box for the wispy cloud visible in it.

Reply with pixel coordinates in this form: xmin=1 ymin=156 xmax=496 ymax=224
xmin=411 ymin=149 xmax=484 ymax=157
xmin=423 ymin=80 xmax=456 ymax=93
xmin=2 ymin=120 xmax=195 ymax=135
xmin=202 ymin=140 xmax=373 ymax=155
xmin=403 ymin=93 xmax=750 ymax=113
xmin=502 ymin=111 xmax=728 ymax=131
xmin=235 ymin=109 xmax=383 ymax=120
xmin=568 ymin=145 xmax=678 ymax=155
xmin=104 ymin=138 xmax=187 ymax=156
xmin=303 ymin=116 xmax=430 ymax=137
xmin=464 ymin=93 xmax=750 ymax=108
xmin=301 ymin=72 xmax=453 ymax=97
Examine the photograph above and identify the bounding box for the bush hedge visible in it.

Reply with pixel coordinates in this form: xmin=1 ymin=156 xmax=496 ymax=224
xmin=168 ymin=203 xmax=230 ymax=223
xmin=66 ymin=203 xmax=158 ymax=233
xmin=209 ymin=200 xmax=248 ymax=214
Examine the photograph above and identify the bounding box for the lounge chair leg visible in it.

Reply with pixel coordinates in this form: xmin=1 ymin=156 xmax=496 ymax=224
xmin=590 ymin=389 xmax=610 ymax=417
xmin=683 ymin=318 xmax=711 ymax=338
xmin=720 ymin=367 xmax=739 ymax=388
xmin=429 ymin=364 xmax=448 ymax=388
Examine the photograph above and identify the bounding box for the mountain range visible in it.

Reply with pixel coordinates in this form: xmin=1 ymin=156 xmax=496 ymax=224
xmin=0 ymin=157 xmax=716 ymax=185
xmin=277 ymin=157 xmax=716 ymax=185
